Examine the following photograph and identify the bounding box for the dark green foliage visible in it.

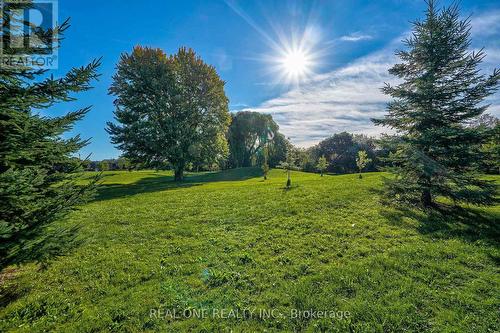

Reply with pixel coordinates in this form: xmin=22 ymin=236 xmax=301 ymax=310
xmin=0 ymin=21 xmax=101 ymax=269
xmin=82 ymin=158 xmax=133 ymax=171
xmin=294 ymin=147 xmax=316 ymax=172
xmin=313 ymin=132 xmax=377 ymax=174
xmin=116 ymin=157 xmax=131 ymax=171
xmin=267 ymin=132 xmax=290 ymax=168
xmin=107 ymin=46 xmax=231 ymax=181
xmin=471 ymin=114 xmax=499 ymax=174
xmin=276 ymin=132 xmax=380 ymax=175
xmin=373 ymin=1 xmax=499 ymax=207
xmin=481 ymin=124 xmax=499 ymax=174
xmin=98 ymin=160 xmax=109 ymax=171
xmin=227 ymin=111 xmax=282 ymax=168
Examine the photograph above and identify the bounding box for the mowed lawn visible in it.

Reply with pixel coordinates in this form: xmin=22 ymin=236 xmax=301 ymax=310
xmin=0 ymin=169 xmax=499 ymax=332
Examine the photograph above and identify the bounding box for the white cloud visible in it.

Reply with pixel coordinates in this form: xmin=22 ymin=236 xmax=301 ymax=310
xmin=339 ymin=32 xmax=373 ymax=42
xmin=471 ymin=10 xmax=500 ymax=118
xmin=470 ymin=10 xmax=500 ymax=70
xmin=242 ymin=42 xmax=399 ymax=147
xmin=241 ymin=11 xmax=500 ymax=148
xmin=487 ymin=104 xmax=500 ymax=117
xmin=470 ymin=10 xmax=500 ymax=37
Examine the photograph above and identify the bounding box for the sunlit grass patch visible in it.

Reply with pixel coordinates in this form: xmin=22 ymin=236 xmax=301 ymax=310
xmin=1 ymin=169 xmax=498 ymax=332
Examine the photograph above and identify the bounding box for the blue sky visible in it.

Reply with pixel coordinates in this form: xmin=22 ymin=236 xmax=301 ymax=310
xmin=49 ymin=0 xmax=500 ymax=159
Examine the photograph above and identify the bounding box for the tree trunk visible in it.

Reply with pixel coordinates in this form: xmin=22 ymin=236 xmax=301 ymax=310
xmin=421 ymin=188 xmax=432 ymax=207
xmin=174 ymin=167 xmax=184 ymax=181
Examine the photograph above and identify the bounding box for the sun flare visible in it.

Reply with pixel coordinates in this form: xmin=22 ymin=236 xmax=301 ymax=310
xmin=281 ymin=49 xmax=311 ymax=77
xmin=267 ymin=29 xmax=322 ymax=85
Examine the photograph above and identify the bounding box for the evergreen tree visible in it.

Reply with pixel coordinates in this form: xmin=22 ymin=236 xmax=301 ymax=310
xmin=107 ymin=46 xmax=230 ymax=181
xmin=373 ymin=1 xmax=499 ymax=207
xmin=0 ymin=20 xmax=101 ymax=269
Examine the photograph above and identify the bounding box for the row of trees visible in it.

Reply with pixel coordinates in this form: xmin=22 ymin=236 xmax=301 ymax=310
xmin=82 ymin=158 xmax=132 ymax=171
xmin=104 ymin=107 xmax=498 ymax=179
xmin=93 ymin=127 xmax=386 ymax=176
xmin=289 ymin=132 xmax=380 ymax=174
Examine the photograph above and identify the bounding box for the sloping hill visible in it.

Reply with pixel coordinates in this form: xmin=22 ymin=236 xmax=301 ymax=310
xmin=1 ymin=169 xmax=498 ymax=332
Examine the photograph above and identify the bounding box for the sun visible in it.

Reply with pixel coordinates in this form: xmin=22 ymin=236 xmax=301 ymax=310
xmin=281 ymin=49 xmax=311 ymax=78
xmin=225 ymin=1 xmax=326 ymax=85
xmin=270 ymin=35 xmax=320 ymax=85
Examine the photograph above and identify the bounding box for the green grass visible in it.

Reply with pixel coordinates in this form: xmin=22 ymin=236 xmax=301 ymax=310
xmin=1 ymin=169 xmax=499 ymax=332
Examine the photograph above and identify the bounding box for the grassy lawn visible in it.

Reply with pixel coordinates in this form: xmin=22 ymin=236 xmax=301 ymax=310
xmin=0 ymin=169 xmax=498 ymax=332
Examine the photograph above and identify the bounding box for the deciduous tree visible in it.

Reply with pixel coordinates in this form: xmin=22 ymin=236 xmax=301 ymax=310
xmin=261 ymin=146 xmax=270 ymax=180
xmin=107 ymin=47 xmax=230 ymax=181
xmin=356 ymin=150 xmax=371 ymax=179
xmin=317 ymin=155 xmax=328 ymax=177
xmin=227 ymin=111 xmax=279 ymax=168
xmin=315 ymin=132 xmax=377 ymax=174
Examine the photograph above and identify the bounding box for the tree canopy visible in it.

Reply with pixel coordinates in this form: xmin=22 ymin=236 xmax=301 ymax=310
xmin=107 ymin=46 xmax=231 ymax=180
xmin=227 ymin=111 xmax=281 ymax=168
xmin=313 ymin=132 xmax=377 ymax=174
xmin=316 ymin=156 xmax=328 ymax=176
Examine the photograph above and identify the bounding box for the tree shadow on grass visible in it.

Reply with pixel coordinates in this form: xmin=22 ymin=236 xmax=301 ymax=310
xmin=94 ymin=175 xmax=199 ymax=201
xmin=93 ymin=167 xmax=262 ymax=202
xmin=381 ymin=204 xmax=500 ymax=245
xmin=0 ymin=267 xmax=22 ymax=307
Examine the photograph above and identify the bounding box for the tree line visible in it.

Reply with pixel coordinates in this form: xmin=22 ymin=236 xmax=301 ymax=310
xmin=100 ymin=109 xmax=388 ymax=176
xmin=97 ymin=113 xmax=499 ymax=178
